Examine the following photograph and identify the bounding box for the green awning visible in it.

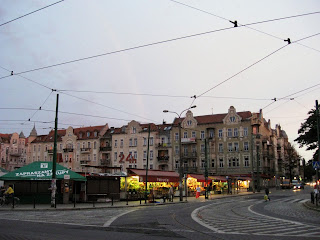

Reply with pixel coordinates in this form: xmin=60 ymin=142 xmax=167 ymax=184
xmin=0 ymin=167 xmax=8 ymax=173
xmin=0 ymin=161 xmax=86 ymax=181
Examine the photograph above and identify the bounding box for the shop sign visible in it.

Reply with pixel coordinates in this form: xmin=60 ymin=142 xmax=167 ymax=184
xmin=119 ymin=153 xmax=137 ymax=164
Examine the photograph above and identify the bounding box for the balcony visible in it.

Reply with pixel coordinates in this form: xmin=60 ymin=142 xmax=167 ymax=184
xmin=10 ymin=152 xmax=21 ymax=157
xmin=157 ymin=143 xmax=172 ymax=148
xmin=47 ymin=149 xmax=54 ymax=155
xmin=80 ymin=160 xmax=91 ymax=165
xmin=181 ymin=137 xmax=197 ymax=144
xmin=157 ymin=156 xmax=170 ymax=163
xmin=182 ymin=152 xmax=197 ymax=159
xmin=100 ymin=146 xmax=112 ymax=152
xmin=80 ymin=148 xmax=91 ymax=153
xmin=100 ymin=159 xmax=111 ymax=166
xmin=63 ymin=148 xmax=74 ymax=153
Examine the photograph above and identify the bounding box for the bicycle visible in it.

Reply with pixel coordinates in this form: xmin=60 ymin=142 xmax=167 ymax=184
xmin=0 ymin=195 xmax=20 ymax=207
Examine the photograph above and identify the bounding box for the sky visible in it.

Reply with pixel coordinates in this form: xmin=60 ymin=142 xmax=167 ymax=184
xmin=0 ymin=0 xmax=319 ymax=161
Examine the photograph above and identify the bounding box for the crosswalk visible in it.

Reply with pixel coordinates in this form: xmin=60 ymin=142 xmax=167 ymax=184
xmin=192 ymin=197 xmax=320 ymax=237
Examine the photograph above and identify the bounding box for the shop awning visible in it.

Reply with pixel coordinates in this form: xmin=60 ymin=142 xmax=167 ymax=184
xmin=0 ymin=161 xmax=86 ymax=181
xmin=127 ymin=169 xmax=179 ymax=182
xmin=209 ymin=176 xmax=227 ymax=182
xmin=188 ymin=174 xmax=212 ymax=183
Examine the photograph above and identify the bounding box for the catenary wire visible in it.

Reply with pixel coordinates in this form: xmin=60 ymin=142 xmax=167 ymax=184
xmin=0 ymin=0 xmax=65 ymax=27
xmin=169 ymin=0 xmax=320 ymax=53
xmin=1 ymin=13 xmax=319 ymax=80
xmin=197 ymin=32 xmax=320 ymax=99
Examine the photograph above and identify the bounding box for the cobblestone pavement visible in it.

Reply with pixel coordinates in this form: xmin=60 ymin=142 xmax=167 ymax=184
xmin=193 ymin=196 xmax=320 ymax=238
xmin=0 ymin=208 xmax=138 ymax=227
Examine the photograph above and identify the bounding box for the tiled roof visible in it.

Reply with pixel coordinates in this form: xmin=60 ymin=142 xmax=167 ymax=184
xmin=173 ymin=111 xmax=252 ymax=125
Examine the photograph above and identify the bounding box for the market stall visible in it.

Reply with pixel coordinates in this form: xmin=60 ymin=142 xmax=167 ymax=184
xmin=121 ymin=169 xmax=179 ymax=200
xmin=209 ymin=176 xmax=228 ymax=194
xmin=186 ymin=174 xmax=212 ymax=196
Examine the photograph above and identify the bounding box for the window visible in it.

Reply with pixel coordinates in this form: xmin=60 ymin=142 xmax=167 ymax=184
xmin=134 ymin=138 xmax=137 ymax=147
xmin=175 ymin=146 xmax=179 ymax=155
xmin=192 ymin=145 xmax=196 ymax=155
xmin=244 ymin=156 xmax=250 ymax=167
xmin=218 ymin=143 xmax=223 ymax=152
xmin=219 ymin=158 xmax=224 ymax=168
xmin=218 ymin=129 xmax=223 ymax=138
xmin=227 ymin=129 xmax=232 ymax=137
xmin=114 ymin=140 xmax=118 ymax=147
xmin=184 ymin=146 xmax=188 ymax=156
xmin=120 ymin=139 xmax=123 ymax=148
xmin=132 ymin=127 xmax=136 ymax=134
xmin=230 ymin=116 xmax=236 ymax=122
xmin=192 ymin=161 xmax=197 ymax=167
xmin=200 ymin=131 xmax=205 ymax=139
xmin=175 ymin=161 xmax=179 ymax=169
xmin=38 ymin=145 xmax=41 ymax=152
xmin=192 ymin=131 xmax=196 ymax=138
xmin=88 ymin=142 xmax=91 ymax=148
xmin=201 ymin=144 xmax=205 ymax=153
xmin=211 ymin=159 xmax=215 ymax=168
xmin=234 ymin=142 xmax=239 ymax=152
xmin=134 ymin=151 xmax=137 ymax=160
xmin=150 ymin=150 xmax=153 ymax=160
xmin=60 ymin=144 xmax=62 ymax=150
xmin=87 ymin=132 xmax=90 ymax=137
xmin=143 ymin=151 xmax=147 ymax=160
xmin=94 ymin=141 xmax=97 ymax=149
xmin=77 ymin=143 xmax=80 ymax=150
xmin=94 ymin=132 xmax=98 ymax=137
xmin=129 ymin=139 xmax=132 ymax=147
xmin=93 ymin=154 xmax=96 ymax=161
xmin=114 ymin=152 xmax=117 ymax=161
xmin=150 ymin=164 xmax=153 ymax=170
xmin=209 ymin=129 xmax=214 ymax=138
xmin=244 ymin=127 xmax=248 ymax=136
xmin=201 ymin=160 xmax=205 ymax=168
xmin=228 ymin=143 xmax=233 ymax=152
xmin=79 ymin=133 xmax=82 ymax=138
xmin=244 ymin=142 xmax=249 ymax=151
xmin=45 ymin=145 xmax=48 ymax=151
xmin=184 ymin=132 xmax=188 ymax=138
xmin=143 ymin=138 xmax=147 ymax=146
xmin=83 ymin=142 xmax=85 ymax=148
xmin=150 ymin=137 xmax=153 ymax=146
xmin=33 ymin=145 xmax=36 ymax=151
xmin=161 ymin=137 xmax=165 ymax=144
xmin=234 ymin=128 xmax=238 ymax=137
xmin=175 ymin=133 xmax=179 ymax=141
xmin=187 ymin=120 xmax=192 ymax=126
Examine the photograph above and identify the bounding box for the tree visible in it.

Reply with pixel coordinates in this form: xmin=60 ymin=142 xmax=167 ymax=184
xmin=304 ymin=160 xmax=316 ymax=182
xmin=294 ymin=108 xmax=319 ymax=161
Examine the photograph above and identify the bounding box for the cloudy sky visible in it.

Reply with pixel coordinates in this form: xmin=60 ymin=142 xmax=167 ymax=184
xmin=0 ymin=0 xmax=319 ymax=161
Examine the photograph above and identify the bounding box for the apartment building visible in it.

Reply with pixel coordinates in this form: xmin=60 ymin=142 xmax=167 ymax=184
xmin=0 ymin=132 xmax=29 ymax=171
xmin=29 ymin=125 xmax=109 ymax=173
xmin=111 ymin=120 xmax=173 ymax=172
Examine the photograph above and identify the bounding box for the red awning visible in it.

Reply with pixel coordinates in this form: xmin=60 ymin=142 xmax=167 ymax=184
xmin=209 ymin=176 xmax=227 ymax=182
xmin=127 ymin=169 xmax=179 ymax=182
xmin=188 ymin=174 xmax=212 ymax=183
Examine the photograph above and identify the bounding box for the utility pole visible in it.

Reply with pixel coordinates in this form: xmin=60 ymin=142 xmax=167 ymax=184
xmin=316 ymin=100 xmax=320 ymax=181
xmin=51 ymin=94 xmax=59 ymax=208
xmin=256 ymin=144 xmax=260 ymax=192
xmin=145 ymin=124 xmax=151 ymax=203
xmin=178 ymin=121 xmax=183 ymax=201
xmin=251 ymin=133 xmax=255 ymax=193
xmin=204 ymin=138 xmax=208 ymax=199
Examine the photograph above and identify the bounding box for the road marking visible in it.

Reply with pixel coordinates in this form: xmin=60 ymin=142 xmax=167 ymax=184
xmin=103 ymin=209 xmax=137 ymax=227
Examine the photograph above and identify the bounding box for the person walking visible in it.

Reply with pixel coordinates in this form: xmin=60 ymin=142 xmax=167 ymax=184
xmin=169 ymin=185 xmax=174 ymax=202
xmin=196 ymin=185 xmax=201 ymax=199
xmin=264 ymin=187 xmax=270 ymax=201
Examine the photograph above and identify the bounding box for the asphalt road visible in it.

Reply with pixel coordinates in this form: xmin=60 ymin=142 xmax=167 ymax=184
xmin=0 ymin=187 xmax=319 ymax=240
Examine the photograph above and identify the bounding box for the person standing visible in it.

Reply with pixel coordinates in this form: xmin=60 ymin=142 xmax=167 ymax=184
xmin=169 ymin=185 xmax=174 ymax=202
xmin=265 ymin=187 xmax=270 ymax=201
xmin=196 ymin=185 xmax=201 ymax=199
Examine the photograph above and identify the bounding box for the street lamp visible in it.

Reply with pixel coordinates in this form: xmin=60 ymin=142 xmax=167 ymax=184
xmin=163 ymin=105 xmax=196 ymax=201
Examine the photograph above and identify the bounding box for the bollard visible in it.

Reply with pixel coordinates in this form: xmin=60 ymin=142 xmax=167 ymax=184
xmin=12 ymin=193 xmax=15 ymax=209
xmin=112 ymin=196 xmax=114 ymax=206
xmin=140 ymin=195 xmax=142 ymax=205
xmin=93 ymin=200 xmax=95 ymax=208
xmin=33 ymin=196 xmax=36 ymax=209
xmin=126 ymin=195 xmax=128 ymax=205
xmin=311 ymin=192 xmax=315 ymax=204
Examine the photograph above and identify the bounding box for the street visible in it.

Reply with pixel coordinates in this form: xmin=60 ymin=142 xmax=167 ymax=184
xmin=0 ymin=187 xmax=319 ymax=240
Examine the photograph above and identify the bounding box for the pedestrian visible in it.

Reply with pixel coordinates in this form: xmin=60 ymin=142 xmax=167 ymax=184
xmin=169 ymin=185 xmax=174 ymax=202
xmin=196 ymin=185 xmax=201 ymax=199
xmin=314 ymin=184 xmax=319 ymax=205
xmin=265 ymin=187 xmax=270 ymax=201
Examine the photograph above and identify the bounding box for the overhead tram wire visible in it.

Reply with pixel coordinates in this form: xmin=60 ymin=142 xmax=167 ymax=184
xmin=57 ymin=91 xmax=158 ymax=123
xmin=169 ymin=0 xmax=320 ymax=53
xmin=0 ymin=0 xmax=65 ymax=27
xmin=196 ymin=32 xmax=320 ymax=99
xmin=0 ymin=107 xmax=142 ymax=122
xmin=1 ymin=14 xmax=319 ymax=80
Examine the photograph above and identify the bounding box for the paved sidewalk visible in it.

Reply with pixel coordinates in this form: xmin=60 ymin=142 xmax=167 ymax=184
xmin=0 ymin=191 xmax=257 ymax=211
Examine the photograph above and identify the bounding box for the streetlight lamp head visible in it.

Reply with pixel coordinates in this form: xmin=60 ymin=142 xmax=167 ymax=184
xmin=163 ymin=110 xmax=169 ymax=113
xmin=191 ymin=105 xmax=196 ymax=109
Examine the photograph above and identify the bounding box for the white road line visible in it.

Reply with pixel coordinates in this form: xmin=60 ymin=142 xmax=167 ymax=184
xmin=103 ymin=209 xmax=137 ymax=227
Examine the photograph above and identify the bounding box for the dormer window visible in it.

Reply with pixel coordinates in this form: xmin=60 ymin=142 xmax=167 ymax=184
xmin=187 ymin=120 xmax=192 ymax=126
xmin=230 ymin=116 xmax=236 ymax=122
xmin=132 ymin=127 xmax=136 ymax=134
xmin=94 ymin=131 xmax=98 ymax=137
xmin=87 ymin=132 xmax=90 ymax=137
xmin=79 ymin=133 xmax=82 ymax=138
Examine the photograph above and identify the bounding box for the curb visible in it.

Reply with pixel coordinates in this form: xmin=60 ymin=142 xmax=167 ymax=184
xmin=0 ymin=192 xmax=256 ymax=212
xmin=303 ymin=201 xmax=320 ymax=212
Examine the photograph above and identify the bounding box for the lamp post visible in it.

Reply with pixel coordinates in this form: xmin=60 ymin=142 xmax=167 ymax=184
xmin=163 ymin=105 xmax=196 ymax=201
